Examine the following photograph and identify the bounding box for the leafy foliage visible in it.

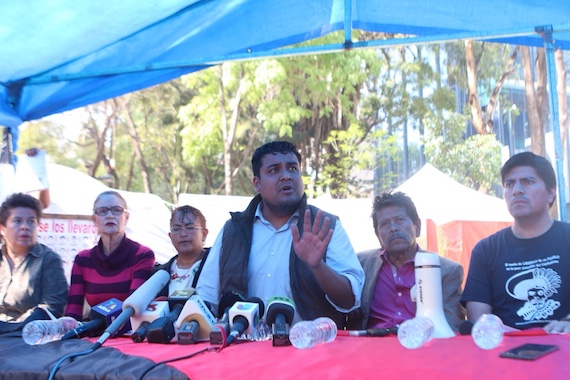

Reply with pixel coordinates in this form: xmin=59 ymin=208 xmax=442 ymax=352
xmin=19 ymin=40 xmax=517 ymax=202
xmin=423 ymin=112 xmax=502 ymax=193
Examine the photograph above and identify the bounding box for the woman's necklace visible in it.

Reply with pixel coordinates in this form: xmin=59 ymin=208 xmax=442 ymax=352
xmin=170 ymin=261 xmax=195 ymax=283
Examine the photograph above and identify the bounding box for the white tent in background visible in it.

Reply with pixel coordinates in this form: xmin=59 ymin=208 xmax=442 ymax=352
xmin=42 ymin=164 xmax=176 ymax=280
xmin=395 ymin=163 xmax=512 ymax=223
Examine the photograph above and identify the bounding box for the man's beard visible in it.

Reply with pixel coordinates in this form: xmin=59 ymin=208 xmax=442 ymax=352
xmin=264 ymin=196 xmax=302 ymax=218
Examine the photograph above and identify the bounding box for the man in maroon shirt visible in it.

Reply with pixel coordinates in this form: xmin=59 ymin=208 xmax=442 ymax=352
xmin=346 ymin=192 xmax=465 ymax=331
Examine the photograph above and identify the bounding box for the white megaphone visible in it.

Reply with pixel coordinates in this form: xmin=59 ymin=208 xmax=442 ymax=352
xmin=413 ymin=251 xmax=455 ymax=338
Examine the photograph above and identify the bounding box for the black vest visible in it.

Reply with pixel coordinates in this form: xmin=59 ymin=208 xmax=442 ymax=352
xmin=219 ymin=194 xmax=345 ymax=328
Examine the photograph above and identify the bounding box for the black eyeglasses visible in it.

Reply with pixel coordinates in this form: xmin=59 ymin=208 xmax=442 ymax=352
xmin=94 ymin=206 xmax=127 ymax=216
xmin=170 ymin=224 xmax=202 ymax=234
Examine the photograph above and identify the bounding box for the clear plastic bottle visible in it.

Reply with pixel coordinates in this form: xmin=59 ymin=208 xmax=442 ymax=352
xmin=472 ymin=314 xmax=503 ymax=350
xmin=397 ymin=316 xmax=434 ymax=349
xmin=22 ymin=317 xmax=81 ymax=345
xmin=289 ymin=317 xmax=337 ymax=349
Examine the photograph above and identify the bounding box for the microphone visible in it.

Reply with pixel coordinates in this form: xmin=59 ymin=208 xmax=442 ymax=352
xmin=132 ymin=321 xmax=151 ymax=343
xmin=147 ymin=288 xmax=196 ymax=344
xmin=265 ymin=296 xmax=295 ymax=346
xmin=61 ymin=298 xmax=124 ymax=340
xmin=459 ymin=320 xmax=474 ymax=335
xmin=174 ymin=294 xmax=217 ymax=344
xmin=94 ymin=270 xmax=170 ymax=348
xmin=210 ymin=292 xmax=244 ymax=345
xmin=226 ymin=297 xmax=265 ymax=345
xmin=147 ymin=304 xmax=184 ymax=343
xmin=167 ymin=288 xmax=196 ymax=305
xmin=130 ymin=300 xmax=170 ymax=334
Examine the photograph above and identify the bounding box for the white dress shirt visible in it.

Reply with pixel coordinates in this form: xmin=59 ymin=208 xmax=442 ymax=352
xmin=196 ymin=203 xmax=364 ymax=323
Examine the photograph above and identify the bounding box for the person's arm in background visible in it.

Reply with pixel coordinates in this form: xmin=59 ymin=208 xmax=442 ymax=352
xmin=24 ymin=148 xmax=50 ymax=209
xmin=38 ymin=189 xmax=50 ymax=210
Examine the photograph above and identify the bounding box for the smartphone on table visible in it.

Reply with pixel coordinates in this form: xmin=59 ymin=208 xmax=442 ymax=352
xmin=499 ymin=343 xmax=559 ymax=360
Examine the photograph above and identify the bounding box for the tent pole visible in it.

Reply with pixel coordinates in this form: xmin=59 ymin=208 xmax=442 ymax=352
xmin=538 ymin=25 xmax=567 ymax=221
xmin=344 ymin=0 xmax=353 ymax=46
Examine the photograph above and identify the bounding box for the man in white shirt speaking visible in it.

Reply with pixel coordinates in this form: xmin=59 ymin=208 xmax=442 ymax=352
xmin=197 ymin=141 xmax=364 ymax=327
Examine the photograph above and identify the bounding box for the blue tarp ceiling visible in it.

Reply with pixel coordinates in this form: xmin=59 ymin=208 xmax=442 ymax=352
xmin=2 ymin=0 xmax=570 ymax=130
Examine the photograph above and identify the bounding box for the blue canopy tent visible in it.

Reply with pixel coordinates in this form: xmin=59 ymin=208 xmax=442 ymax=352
xmin=1 ymin=0 xmax=570 ymax=217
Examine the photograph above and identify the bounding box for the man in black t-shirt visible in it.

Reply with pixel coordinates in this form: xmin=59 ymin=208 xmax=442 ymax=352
xmin=462 ymin=152 xmax=570 ymax=333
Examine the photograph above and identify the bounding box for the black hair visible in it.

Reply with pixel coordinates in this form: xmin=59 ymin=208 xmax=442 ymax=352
xmin=170 ymin=205 xmax=207 ymax=229
xmin=251 ymin=141 xmax=301 ymax=178
xmin=501 ymin=152 xmax=556 ymax=207
xmin=0 ymin=192 xmax=42 ymax=225
xmin=372 ymin=191 xmax=419 ymax=232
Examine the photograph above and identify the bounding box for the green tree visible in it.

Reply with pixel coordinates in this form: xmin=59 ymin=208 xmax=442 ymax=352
xmin=177 ymin=37 xmax=390 ymax=198
xmin=271 ymin=38 xmax=388 ymax=197
xmin=423 ymin=112 xmax=502 ymax=193
xmin=179 ymin=61 xmax=275 ymax=196
xmin=445 ymin=41 xmax=519 ymax=135
xmin=17 ymin=120 xmax=82 ymax=169
xmin=119 ymin=80 xmax=197 ymax=203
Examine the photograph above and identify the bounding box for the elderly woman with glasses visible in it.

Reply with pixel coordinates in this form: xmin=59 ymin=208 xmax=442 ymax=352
xmin=65 ymin=190 xmax=155 ymax=321
xmin=152 ymin=205 xmax=209 ymax=297
xmin=0 ymin=193 xmax=68 ymax=321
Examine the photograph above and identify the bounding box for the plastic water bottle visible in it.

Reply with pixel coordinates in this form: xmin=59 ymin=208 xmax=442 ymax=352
xmin=472 ymin=314 xmax=503 ymax=350
xmin=289 ymin=317 xmax=337 ymax=349
xmin=397 ymin=316 xmax=434 ymax=349
xmin=22 ymin=317 xmax=81 ymax=345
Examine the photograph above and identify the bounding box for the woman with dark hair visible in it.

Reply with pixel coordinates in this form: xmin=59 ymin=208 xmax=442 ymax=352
xmin=0 ymin=193 xmax=68 ymax=321
xmin=153 ymin=205 xmax=209 ymax=297
xmin=64 ymin=191 xmax=155 ymax=320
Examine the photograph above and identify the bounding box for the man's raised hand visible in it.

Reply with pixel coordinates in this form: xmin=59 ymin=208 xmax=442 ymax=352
xmin=291 ymin=209 xmax=333 ymax=268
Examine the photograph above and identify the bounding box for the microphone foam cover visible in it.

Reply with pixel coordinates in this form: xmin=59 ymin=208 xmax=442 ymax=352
xmin=123 ymin=270 xmax=170 ymax=316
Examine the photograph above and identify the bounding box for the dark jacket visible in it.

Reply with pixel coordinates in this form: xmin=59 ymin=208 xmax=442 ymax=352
xmin=218 ymin=193 xmax=346 ymax=328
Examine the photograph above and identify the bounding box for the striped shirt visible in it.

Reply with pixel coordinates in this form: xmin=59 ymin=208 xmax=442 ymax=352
xmin=65 ymin=235 xmax=154 ymax=320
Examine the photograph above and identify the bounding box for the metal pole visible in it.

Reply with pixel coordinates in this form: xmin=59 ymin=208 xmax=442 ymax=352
xmin=539 ymin=25 xmax=567 ymax=221
xmin=344 ymin=0 xmax=352 ymax=45
xmin=508 ymin=107 xmax=514 ymax=155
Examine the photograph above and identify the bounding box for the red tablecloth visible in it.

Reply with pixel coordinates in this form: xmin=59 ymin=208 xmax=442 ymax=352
xmin=97 ymin=333 xmax=570 ymax=380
